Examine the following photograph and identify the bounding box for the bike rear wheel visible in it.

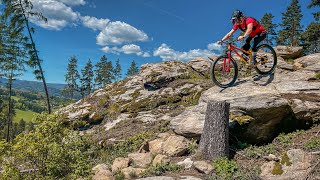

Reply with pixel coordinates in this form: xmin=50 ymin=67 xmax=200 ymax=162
xmin=255 ymin=44 xmax=277 ymax=75
xmin=210 ymin=55 xmax=238 ymax=88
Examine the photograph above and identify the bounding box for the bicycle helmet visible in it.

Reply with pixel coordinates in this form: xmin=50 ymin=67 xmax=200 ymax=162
xmin=231 ymin=10 xmax=244 ymax=24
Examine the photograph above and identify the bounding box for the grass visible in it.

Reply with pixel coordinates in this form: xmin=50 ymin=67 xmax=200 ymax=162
xmin=13 ymin=109 xmax=38 ymax=123
xmin=11 ymin=96 xmax=20 ymax=101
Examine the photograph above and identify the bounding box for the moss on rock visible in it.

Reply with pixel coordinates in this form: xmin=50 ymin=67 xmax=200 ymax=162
xmin=272 ymin=162 xmax=284 ymax=175
xmin=280 ymin=152 xmax=292 ymax=166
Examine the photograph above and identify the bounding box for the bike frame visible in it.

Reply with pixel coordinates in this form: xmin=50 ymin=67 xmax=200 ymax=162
xmin=227 ymin=43 xmax=252 ymax=64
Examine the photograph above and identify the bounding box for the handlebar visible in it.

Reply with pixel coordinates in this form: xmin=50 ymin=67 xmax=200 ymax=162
xmin=220 ymin=39 xmax=240 ymax=45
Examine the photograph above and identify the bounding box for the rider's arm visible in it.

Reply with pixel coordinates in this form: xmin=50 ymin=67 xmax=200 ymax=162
xmin=243 ymin=23 xmax=253 ymax=38
xmin=221 ymin=29 xmax=235 ymax=42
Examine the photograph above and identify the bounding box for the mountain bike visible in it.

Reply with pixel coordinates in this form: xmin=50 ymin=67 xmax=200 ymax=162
xmin=208 ymin=40 xmax=277 ymax=88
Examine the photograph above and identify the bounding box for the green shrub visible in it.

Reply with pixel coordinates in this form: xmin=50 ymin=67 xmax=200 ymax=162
xmin=114 ymin=171 xmax=125 ymax=180
xmin=0 ymin=114 xmax=92 ymax=179
xmin=315 ymin=72 xmax=320 ymax=80
xmin=141 ymin=163 xmax=182 ymax=177
xmin=274 ymin=130 xmax=304 ymax=146
xmin=187 ymin=139 xmax=198 ymax=155
xmin=304 ymin=137 xmax=320 ymax=150
xmin=95 ymin=132 xmax=154 ymax=165
xmin=244 ymin=144 xmax=276 ymax=158
xmin=212 ymin=157 xmax=238 ymax=179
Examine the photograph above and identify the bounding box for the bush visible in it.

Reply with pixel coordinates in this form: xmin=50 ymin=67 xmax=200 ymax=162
xmin=0 ymin=114 xmax=92 ymax=179
xmin=212 ymin=157 xmax=238 ymax=180
xmin=304 ymin=137 xmax=320 ymax=151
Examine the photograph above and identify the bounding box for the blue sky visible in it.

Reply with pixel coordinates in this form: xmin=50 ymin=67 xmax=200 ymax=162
xmin=20 ymin=0 xmax=317 ymax=83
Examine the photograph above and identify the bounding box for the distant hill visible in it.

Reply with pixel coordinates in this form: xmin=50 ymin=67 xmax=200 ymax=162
xmin=0 ymin=78 xmax=66 ymax=97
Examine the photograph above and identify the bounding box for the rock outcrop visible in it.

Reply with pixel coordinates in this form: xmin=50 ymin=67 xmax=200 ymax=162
xmin=171 ymin=54 xmax=320 ymax=143
xmin=275 ymin=46 xmax=303 ymax=60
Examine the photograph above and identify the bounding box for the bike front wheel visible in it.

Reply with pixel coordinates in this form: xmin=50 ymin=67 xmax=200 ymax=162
xmin=210 ymin=55 xmax=238 ymax=88
xmin=255 ymin=44 xmax=277 ymax=75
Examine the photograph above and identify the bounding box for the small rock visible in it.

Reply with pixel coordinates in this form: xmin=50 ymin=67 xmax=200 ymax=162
xmin=152 ymin=154 xmax=170 ymax=166
xmin=121 ymin=167 xmax=145 ymax=179
xmin=128 ymin=153 xmax=153 ymax=168
xmin=162 ymin=135 xmax=189 ymax=156
xmin=157 ymin=132 xmax=171 ymax=139
xmin=177 ymin=158 xmax=193 ymax=169
xmin=193 ymin=161 xmax=214 ymax=174
xmin=111 ymin=157 xmax=130 ymax=172
xmin=263 ymin=154 xmax=280 ymax=161
xmin=89 ymin=111 xmax=103 ymax=122
xmin=149 ymin=138 xmax=164 ymax=154
xmin=92 ymin=164 xmax=113 ymax=180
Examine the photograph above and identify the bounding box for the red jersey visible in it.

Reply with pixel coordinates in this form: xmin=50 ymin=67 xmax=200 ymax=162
xmin=233 ymin=17 xmax=266 ymax=37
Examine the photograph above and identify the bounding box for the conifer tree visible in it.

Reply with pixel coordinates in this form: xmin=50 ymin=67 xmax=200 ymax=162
xmin=94 ymin=55 xmax=114 ymax=89
xmin=0 ymin=8 xmax=28 ymax=142
xmin=260 ymin=13 xmax=277 ymax=46
xmin=126 ymin=60 xmax=139 ymax=77
xmin=308 ymin=0 xmax=320 ymax=21
xmin=80 ymin=59 xmax=94 ymax=97
xmin=277 ymin=0 xmax=303 ymax=46
xmin=2 ymin=0 xmax=51 ymax=113
xmin=302 ymin=22 xmax=320 ymax=54
xmin=114 ymin=59 xmax=122 ymax=81
xmin=64 ymin=56 xmax=80 ymax=99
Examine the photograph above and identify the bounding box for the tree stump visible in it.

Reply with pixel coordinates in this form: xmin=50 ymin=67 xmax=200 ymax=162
xmin=199 ymin=101 xmax=230 ymax=160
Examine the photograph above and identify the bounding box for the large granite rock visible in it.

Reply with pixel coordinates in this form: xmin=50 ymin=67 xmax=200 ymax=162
xmin=171 ymin=62 xmax=320 ymax=143
xmin=275 ymin=46 xmax=303 ymax=60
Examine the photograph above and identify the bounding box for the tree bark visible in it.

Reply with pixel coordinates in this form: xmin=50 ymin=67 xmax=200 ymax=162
xmin=199 ymin=101 xmax=230 ymax=160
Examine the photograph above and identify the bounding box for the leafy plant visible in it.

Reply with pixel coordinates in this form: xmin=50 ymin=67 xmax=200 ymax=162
xmin=0 ymin=114 xmax=92 ymax=179
xmin=244 ymin=144 xmax=276 ymax=158
xmin=212 ymin=157 xmax=238 ymax=179
xmin=304 ymin=137 xmax=320 ymax=150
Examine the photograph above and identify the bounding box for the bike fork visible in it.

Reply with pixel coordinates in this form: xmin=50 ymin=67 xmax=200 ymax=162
xmin=223 ymin=52 xmax=231 ymax=73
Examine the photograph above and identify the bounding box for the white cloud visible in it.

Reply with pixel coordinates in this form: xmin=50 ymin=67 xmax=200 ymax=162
xmin=154 ymin=43 xmax=215 ymax=61
xmin=101 ymin=44 xmax=149 ymax=57
xmin=96 ymin=21 xmax=149 ymax=46
xmin=56 ymin=0 xmax=86 ymax=6
xmin=142 ymin=52 xmax=151 ymax=57
xmin=30 ymin=0 xmax=81 ymax=30
xmin=121 ymin=44 xmax=143 ymax=55
xmin=81 ymin=16 xmax=110 ymax=31
xmin=208 ymin=42 xmax=223 ymax=51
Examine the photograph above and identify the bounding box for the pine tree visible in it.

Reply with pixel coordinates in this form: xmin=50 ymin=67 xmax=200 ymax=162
xmin=80 ymin=59 xmax=94 ymax=97
xmin=94 ymin=55 xmax=114 ymax=89
xmin=277 ymin=0 xmax=303 ymax=46
xmin=302 ymin=22 xmax=320 ymax=54
xmin=260 ymin=13 xmax=277 ymax=46
xmin=64 ymin=56 xmax=80 ymax=99
xmin=114 ymin=59 xmax=122 ymax=81
xmin=126 ymin=60 xmax=139 ymax=77
xmin=307 ymin=0 xmax=320 ymax=21
xmin=0 ymin=8 xmax=28 ymax=142
xmin=2 ymin=0 xmax=51 ymax=113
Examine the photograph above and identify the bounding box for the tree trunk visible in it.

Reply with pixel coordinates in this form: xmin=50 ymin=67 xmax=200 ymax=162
xmin=199 ymin=101 xmax=230 ymax=160
xmin=19 ymin=0 xmax=51 ymax=114
xmin=6 ymin=71 xmax=13 ymax=142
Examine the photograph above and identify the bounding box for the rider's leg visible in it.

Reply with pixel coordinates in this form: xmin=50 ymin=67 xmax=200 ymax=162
xmin=252 ymin=33 xmax=267 ymax=64
xmin=242 ymin=37 xmax=252 ymax=56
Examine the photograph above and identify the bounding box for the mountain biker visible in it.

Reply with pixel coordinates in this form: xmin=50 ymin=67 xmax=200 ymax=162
xmin=217 ymin=10 xmax=266 ymax=67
